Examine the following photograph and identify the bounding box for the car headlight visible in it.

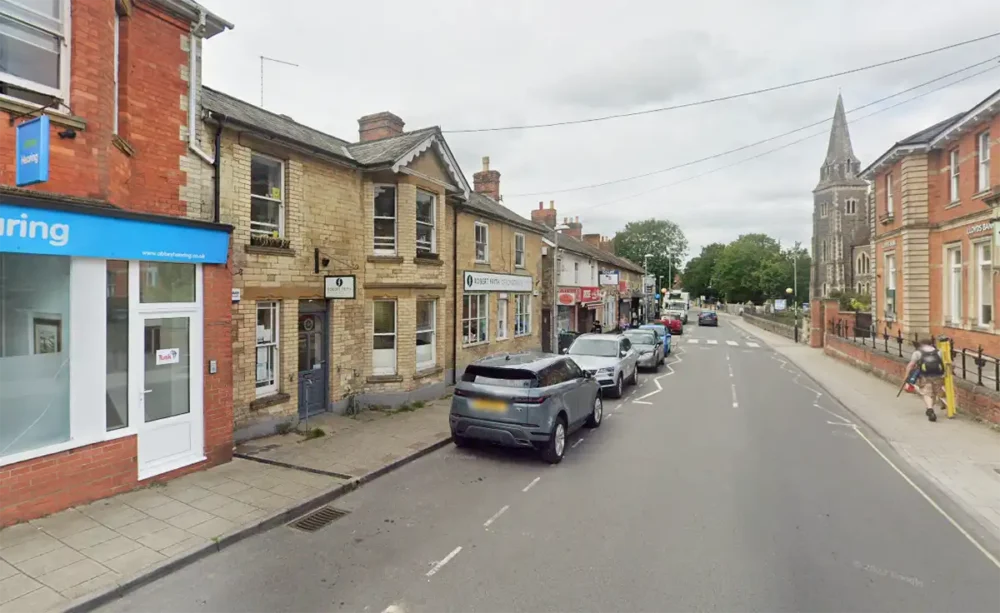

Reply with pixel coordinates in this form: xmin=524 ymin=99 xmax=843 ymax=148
xmin=599 ymin=367 xmax=615 ymax=374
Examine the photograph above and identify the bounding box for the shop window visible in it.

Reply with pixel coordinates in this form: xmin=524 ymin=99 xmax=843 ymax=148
xmin=416 ymin=190 xmax=436 ymax=256
xmin=373 ymin=300 xmax=396 ymax=375
xmin=946 ymin=245 xmax=962 ymax=324
xmin=514 ymin=294 xmax=531 ymax=336
xmin=0 ymin=253 xmax=71 ymax=458
xmin=474 ymin=222 xmax=489 ymax=263
xmin=106 ymin=260 xmax=129 ymax=430
xmin=250 ymin=153 xmax=284 ymax=237
xmin=373 ymin=185 xmax=397 ymax=255
xmin=497 ymin=297 xmax=508 ymax=340
xmin=462 ymin=293 xmax=488 ymax=345
xmin=976 ymin=242 xmax=993 ymax=326
xmin=0 ymin=0 xmax=70 ymax=106
xmin=416 ymin=299 xmax=436 ymax=370
xmin=256 ymin=302 xmax=279 ymax=396
xmin=140 ymin=262 xmax=195 ymax=303
xmin=514 ymin=233 xmax=525 ymax=268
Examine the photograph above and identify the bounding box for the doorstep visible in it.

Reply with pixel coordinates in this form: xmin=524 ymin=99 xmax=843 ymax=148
xmin=0 ymin=396 xmax=453 ymax=613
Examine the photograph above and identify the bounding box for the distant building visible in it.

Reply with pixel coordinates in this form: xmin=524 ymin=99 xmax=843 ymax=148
xmin=810 ymin=95 xmax=871 ymax=300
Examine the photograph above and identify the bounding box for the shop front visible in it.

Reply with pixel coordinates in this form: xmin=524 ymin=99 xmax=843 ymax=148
xmin=0 ymin=195 xmax=232 ymax=524
xmin=578 ymin=286 xmax=601 ymax=331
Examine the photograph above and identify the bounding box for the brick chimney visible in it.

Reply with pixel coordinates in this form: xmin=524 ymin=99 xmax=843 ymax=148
xmin=358 ymin=112 xmax=405 ymax=142
xmin=561 ymin=215 xmax=583 ymax=239
xmin=582 ymin=233 xmax=601 ymax=248
xmin=599 ymin=235 xmax=614 ymax=253
xmin=531 ymin=200 xmax=557 ymax=229
xmin=473 ymin=156 xmax=501 ymax=202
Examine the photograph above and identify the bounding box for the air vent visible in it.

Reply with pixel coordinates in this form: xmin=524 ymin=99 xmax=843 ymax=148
xmin=290 ymin=506 xmax=348 ymax=532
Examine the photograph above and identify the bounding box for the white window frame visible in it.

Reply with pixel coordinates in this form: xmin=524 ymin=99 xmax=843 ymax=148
xmin=514 ymin=294 xmax=532 ymax=337
xmin=949 ymin=149 xmax=960 ymax=202
xmin=946 ymin=245 xmax=962 ymax=325
xmin=886 ymin=173 xmax=894 ymax=217
xmin=255 ymin=301 xmax=279 ymax=397
xmin=514 ymin=233 xmax=525 ymax=268
xmin=474 ymin=222 xmax=489 ymax=263
xmin=372 ymin=300 xmax=397 ymax=375
xmin=884 ymin=253 xmax=897 ymax=319
xmin=416 ymin=189 xmax=436 ymax=256
xmin=462 ymin=293 xmax=488 ymax=346
xmin=0 ymin=0 xmax=72 ymax=107
xmin=415 ymin=299 xmax=436 ymax=370
xmin=250 ymin=153 xmax=285 ymax=238
xmin=496 ymin=296 xmax=508 ymax=340
xmin=978 ymin=131 xmax=991 ymax=193
xmin=373 ymin=184 xmax=397 ymax=255
xmin=112 ymin=10 xmax=121 ymax=134
xmin=975 ymin=240 xmax=993 ymax=327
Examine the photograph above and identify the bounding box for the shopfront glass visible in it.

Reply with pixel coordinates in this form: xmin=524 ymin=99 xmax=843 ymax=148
xmin=0 ymin=253 xmax=71 ymax=457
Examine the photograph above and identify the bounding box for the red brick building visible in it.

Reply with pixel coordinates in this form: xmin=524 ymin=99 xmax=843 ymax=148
xmin=864 ymin=88 xmax=999 ymax=354
xmin=0 ymin=0 xmax=234 ymax=526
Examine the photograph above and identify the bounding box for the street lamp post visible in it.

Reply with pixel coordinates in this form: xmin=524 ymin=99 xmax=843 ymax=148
xmin=786 ymin=287 xmax=798 ymax=342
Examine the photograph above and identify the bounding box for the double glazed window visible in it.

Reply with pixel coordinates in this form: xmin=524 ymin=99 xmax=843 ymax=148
xmin=514 ymin=233 xmax=525 ymax=268
xmin=416 ymin=190 xmax=436 ymax=256
xmin=373 ymin=300 xmax=397 ymax=375
xmin=949 ymin=149 xmax=960 ymax=202
xmin=250 ymin=154 xmax=284 ymax=237
xmin=976 ymin=242 xmax=993 ymax=327
xmin=474 ymin=222 xmax=489 ymax=262
xmin=884 ymin=253 xmax=897 ymax=319
xmin=256 ymin=302 xmax=279 ymax=396
xmin=463 ymin=294 xmax=488 ymax=345
xmin=514 ymin=294 xmax=531 ymax=337
xmin=374 ymin=185 xmax=397 ymax=255
xmin=416 ymin=300 xmax=436 ymax=370
xmin=0 ymin=0 xmax=69 ymax=105
xmin=978 ymin=131 xmax=991 ymax=193
xmin=946 ymin=246 xmax=962 ymax=324
xmin=497 ymin=297 xmax=508 ymax=340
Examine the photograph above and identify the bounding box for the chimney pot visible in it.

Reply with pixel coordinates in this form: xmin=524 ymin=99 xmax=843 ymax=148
xmin=473 ymin=154 xmax=501 ymax=201
xmin=538 ymin=201 xmax=543 ymax=210
xmin=482 ymin=156 xmax=490 ymax=171
xmin=549 ymin=200 xmax=555 ymax=209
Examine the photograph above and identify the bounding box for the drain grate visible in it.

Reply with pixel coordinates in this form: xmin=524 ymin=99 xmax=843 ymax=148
xmin=290 ymin=506 xmax=348 ymax=532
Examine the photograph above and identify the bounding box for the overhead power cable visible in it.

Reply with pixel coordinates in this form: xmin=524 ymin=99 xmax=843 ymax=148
xmin=575 ymin=62 xmax=1000 ymax=213
xmin=443 ymin=31 xmax=1000 ymax=134
xmin=506 ymin=55 xmax=1000 ymax=198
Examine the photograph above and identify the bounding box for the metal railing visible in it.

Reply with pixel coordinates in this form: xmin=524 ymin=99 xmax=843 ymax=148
xmin=827 ymin=317 xmax=1000 ymax=392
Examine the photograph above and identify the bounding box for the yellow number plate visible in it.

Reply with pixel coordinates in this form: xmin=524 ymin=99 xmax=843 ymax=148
xmin=471 ymin=398 xmax=508 ymax=412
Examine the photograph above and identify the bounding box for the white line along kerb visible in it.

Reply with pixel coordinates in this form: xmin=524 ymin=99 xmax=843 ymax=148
xmin=426 ymin=546 xmax=462 ymax=577
xmin=522 ymin=476 xmax=541 ymax=492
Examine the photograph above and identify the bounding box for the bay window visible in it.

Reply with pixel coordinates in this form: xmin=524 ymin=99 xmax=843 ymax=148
xmin=374 ymin=185 xmax=397 ymax=255
xmin=416 ymin=190 xmax=436 ymax=256
xmin=255 ymin=301 xmax=279 ymax=396
xmin=0 ymin=0 xmax=70 ymax=105
xmin=416 ymin=299 xmax=436 ymax=370
xmin=463 ymin=293 xmax=488 ymax=345
xmin=373 ymin=300 xmax=396 ymax=375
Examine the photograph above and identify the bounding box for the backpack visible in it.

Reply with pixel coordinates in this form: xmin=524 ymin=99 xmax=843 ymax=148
xmin=918 ymin=347 xmax=945 ymax=378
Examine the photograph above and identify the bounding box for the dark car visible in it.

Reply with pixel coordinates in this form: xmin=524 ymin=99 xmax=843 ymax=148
xmin=450 ymin=353 xmax=603 ymax=464
xmin=660 ymin=316 xmax=683 ymax=335
xmin=698 ymin=311 xmax=718 ymax=326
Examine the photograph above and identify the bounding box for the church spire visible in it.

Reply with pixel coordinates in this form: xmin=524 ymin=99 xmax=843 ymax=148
xmin=816 ymin=94 xmax=863 ymax=189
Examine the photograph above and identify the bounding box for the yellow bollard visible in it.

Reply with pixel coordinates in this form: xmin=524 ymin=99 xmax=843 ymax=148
xmin=936 ymin=336 xmax=957 ymax=419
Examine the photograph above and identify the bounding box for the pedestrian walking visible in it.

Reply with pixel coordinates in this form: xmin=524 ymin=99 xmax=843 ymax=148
xmin=590 ymin=320 xmax=603 ymax=334
xmin=903 ymin=338 xmax=946 ymax=422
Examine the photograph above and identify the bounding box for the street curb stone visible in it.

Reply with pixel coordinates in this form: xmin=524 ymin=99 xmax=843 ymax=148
xmin=62 ymin=436 xmax=452 ymax=613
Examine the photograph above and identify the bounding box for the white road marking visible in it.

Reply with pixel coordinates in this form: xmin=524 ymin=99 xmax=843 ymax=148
xmin=852 ymin=561 xmax=924 ymax=588
xmin=605 ymin=412 xmax=615 ymax=419
xmin=522 ymin=477 xmax=541 ymax=492
xmin=746 ymin=342 xmax=760 ymax=348
xmin=632 ymin=400 xmax=653 ymax=405
xmin=636 ymin=377 xmax=663 ymax=401
xmin=426 ymin=546 xmax=462 ymax=577
xmin=827 ymin=420 xmax=855 ymax=426
xmin=814 ymin=402 xmax=852 ymax=424
xmin=726 ymin=340 xmax=739 ymax=346
xmin=687 ymin=339 xmax=699 ymax=344
xmin=707 ymin=339 xmax=718 ymax=345
xmin=730 ymin=383 xmax=738 ymax=408
xmin=571 ymin=438 xmax=585 ymax=449
xmin=769 ymin=353 xmax=852 ymax=423
xmin=483 ymin=505 xmax=510 ymax=528
xmin=382 ymin=604 xmax=406 ymax=613
xmin=852 ymin=425 xmax=1000 ymax=569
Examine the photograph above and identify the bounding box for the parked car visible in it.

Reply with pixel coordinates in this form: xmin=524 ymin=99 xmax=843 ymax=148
xmin=450 ymin=353 xmax=603 ymax=464
xmin=564 ymin=333 xmax=639 ymax=399
xmin=638 ymin=323 xmax=672 ymax=355
xmin=698 ymin=311 xmax=718 ymax=326
xmin=660 ymin=315 xmax=683 ymax=335
xmin=624 ymin=328 xmax=663 ymax=370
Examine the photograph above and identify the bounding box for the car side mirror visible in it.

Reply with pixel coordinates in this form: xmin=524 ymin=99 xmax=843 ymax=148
xmin=620 ymin=350 xmax=628 ymax=358
xmin=562 ymin=348 xmax=569 ymax=354
xmin=584 ymin=371 xmax=593 ymax=379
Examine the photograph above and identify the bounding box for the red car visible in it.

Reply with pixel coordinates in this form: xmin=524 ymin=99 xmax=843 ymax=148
xmin=660 ymin=316 xmax=683 ymax=335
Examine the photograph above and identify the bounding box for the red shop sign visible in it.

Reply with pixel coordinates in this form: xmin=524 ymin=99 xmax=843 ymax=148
xmin=557 ymin=288 xmax=579 ymax=305
xmin=618 ymin=280 xmax=628 ymax=292
xmin=580 ymin=287 xmax=601 ymax=303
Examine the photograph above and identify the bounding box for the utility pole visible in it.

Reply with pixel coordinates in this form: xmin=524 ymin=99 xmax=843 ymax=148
xmin=260 ymin=55 xmax=299 ymax=108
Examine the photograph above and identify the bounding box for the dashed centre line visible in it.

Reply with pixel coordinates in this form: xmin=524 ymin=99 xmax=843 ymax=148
xmin=726 ymin=340 xmax=739 ymax=346
xmin=522 ymin=477 xmax=541 ymax=492
xmin=483 ymin=505 xmax=510 ymax=528
xmin=426 ymin=546 xmax=462 ymax=577
xmin=707 ymin=339 xmax=719 ymax=345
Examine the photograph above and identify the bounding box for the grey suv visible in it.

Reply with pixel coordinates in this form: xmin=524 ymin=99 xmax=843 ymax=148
xmin=450 ymin=353 xmax=603 ymax=464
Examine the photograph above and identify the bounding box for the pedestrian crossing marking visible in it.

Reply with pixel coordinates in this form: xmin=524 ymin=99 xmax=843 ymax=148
xmin=726 ymin=340 xmax=739 ymax=346
xmin=707 ymin=339 xmax=718 ymax=345
xmin=746 ymin=342 xmax=760 ymax=348
xmin=687 ymin=339 xmax=699 ymax=344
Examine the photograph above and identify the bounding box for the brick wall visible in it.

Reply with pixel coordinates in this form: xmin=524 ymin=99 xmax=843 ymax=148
xmin=825 ymin=335 xmax=1000 ymax=425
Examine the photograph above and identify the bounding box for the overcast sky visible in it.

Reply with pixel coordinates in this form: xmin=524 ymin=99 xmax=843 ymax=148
xmin=198 ymin=0 xmax=1000 ymax=262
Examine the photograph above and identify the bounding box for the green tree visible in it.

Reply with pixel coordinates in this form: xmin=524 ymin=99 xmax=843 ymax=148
xmin=613 ymin=218 xmax=688 ymax=291
xmin=681 ymin=243 xmax=725 ymax=298
xmin=713 ymin=233 xmax=782 ymax=303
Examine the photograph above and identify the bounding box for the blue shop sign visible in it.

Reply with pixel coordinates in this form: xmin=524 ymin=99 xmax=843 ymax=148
xmin=15 ymin=116 xmax=51 ymax=187
xmin=0 ymin=204 xmax=229 ymax=264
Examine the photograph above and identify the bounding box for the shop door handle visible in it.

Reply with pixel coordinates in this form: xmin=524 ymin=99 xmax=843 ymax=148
xmin=143 ymin=389 xmax=153 ymax=394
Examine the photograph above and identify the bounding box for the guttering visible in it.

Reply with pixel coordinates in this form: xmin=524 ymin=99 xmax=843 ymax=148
xmin=187 ymin=10 xmax=215 ymax=165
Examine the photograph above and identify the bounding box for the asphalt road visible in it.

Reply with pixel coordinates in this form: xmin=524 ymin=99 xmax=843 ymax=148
xmin=98 ymin=313 xmax=1000 ymax=613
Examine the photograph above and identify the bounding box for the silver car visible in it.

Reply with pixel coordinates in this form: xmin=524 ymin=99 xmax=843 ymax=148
xmin=623 ymin=328 xmax=663 ymax=370
xmin=564 ymin=333 xmax=639 ymax=399
xmin=450 ymin=353 xmax=603 ymax=464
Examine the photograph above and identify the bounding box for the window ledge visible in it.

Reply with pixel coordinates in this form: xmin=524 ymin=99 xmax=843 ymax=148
xmin=463 ymin=341 xmax=489 ymax=348
xmin=414 ymin=365 xmax=443 ymax=379
xmin=112 ymin=134 xmax=135 ymax=157
xmin=367 ymin=374 xmax=403 ymax=383
xmin=945 ymin=200 xmax=961 ymax=209
xmin=368 ymin=255 xmax=404 ymax=264
xmin=250 ymin=392 xmax=291 ymax=411
xmin=245 ymin=244 xmax=296 ymax=257
xmin=414 ymin=255 xmax=444 ymax=266
xmin=973 ymin=189 xmax=992 ymax=201
xmin=0 ymin=98 xmax=87 ymax=130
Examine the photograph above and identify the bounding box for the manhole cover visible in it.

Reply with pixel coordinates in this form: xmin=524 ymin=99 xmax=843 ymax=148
xmin=290 ymin=506 xmax=348 ymax=532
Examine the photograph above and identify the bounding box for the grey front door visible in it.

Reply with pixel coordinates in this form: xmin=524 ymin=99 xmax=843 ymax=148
xmin=297 ymin=302 xmax=328 ymax=418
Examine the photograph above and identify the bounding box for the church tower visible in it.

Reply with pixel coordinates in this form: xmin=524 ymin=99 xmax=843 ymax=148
xmin=811 ymin=94 xmax=870 ymax=300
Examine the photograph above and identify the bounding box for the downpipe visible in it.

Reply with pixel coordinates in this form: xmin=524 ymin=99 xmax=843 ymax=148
xmin=187 ymin=10 xmax=214 ymax=165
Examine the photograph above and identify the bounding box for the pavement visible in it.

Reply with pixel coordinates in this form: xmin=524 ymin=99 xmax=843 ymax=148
xmin=0 ymin=399 xmax=451 ymax=613
xmin=87 ymin=315 xmax=1000 ymax=613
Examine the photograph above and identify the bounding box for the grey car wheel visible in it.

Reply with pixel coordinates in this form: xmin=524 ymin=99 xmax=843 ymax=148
xmin=610 ymin=374 xmax=624 ymax=398
xmin=585 ymin=394 xmax=603 ymax=428
xmin=541 ymin=417 xmax=566 ymax=464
